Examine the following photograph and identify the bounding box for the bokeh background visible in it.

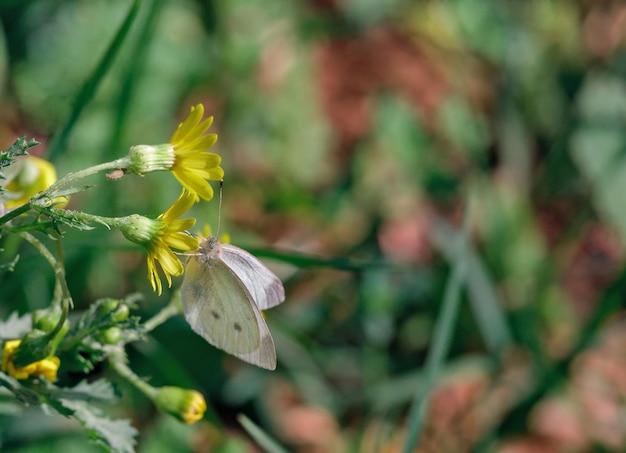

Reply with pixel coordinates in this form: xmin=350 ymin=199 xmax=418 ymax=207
xmin=2 ymin=0 xmax=626 ymax=451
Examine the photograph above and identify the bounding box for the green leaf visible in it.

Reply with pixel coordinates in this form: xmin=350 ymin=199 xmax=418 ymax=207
xmin=57 ymin=399 xmax=138 ymax=453
xmin=31 ymin=207 xmax=96 ymax=231
xmin=0 ymin=137 xmax=40 ymax=197
xmin=570 ymin=72 xmax=626 ymax=243
xmin=52 ymin=379 xmax=117 ymax=402
xmin=0 ymin=372 xmax=42 ymax=406
xmin=0 ymin=136 xmax=40 ymax=171
xmin=12 ymin=329 xmax=55 ymax=367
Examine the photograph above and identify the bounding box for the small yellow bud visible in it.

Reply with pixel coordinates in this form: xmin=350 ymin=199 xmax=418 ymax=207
xmin=1 ymin=156 xmax=66 ymax=208
xmin=153 ymin=386 xmax=207 ymax=424
xmin=1 ymin=340 xmax=61 ymax=382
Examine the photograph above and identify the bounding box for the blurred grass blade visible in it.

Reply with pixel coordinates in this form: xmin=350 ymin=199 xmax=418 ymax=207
xmin=108 ymin=0 xmax=164 ymax=155
xmin=238 ymin=414 xmax=288 ymax=453
xmin=429 ymin=215 xmax=512 ymax=358
xmin=248 ymin=247 xmax=397 ymax=271
xmin=403 ymin=214 xmax=469 ymax=453
xmin=47 ymin=0 xmax=142 ymax=162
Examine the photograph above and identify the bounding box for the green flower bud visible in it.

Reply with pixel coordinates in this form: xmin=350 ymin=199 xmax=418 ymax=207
xmin=115 ymin=214 xmax=164 ymax=248
xmin=153 ymin=386 xmax=207 ymax=424
xmin=127 ymin=144 xmax=175 ymax=175
xmin=96 ymin=299 xmax=129 ymax=323
xmin=111 ymin=304 xmax=129 ymax=323
xmin=33 ymin=308 xmax=62 ymax=332
xmin=100 ymin=327 xmax=122 ymax=345
xmin=97 ymin=299 xmax=120 ymax=318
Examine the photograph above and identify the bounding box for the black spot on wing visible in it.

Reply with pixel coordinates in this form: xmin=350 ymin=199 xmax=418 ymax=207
xmin=234 ymin=322 xmax=242 ymax=332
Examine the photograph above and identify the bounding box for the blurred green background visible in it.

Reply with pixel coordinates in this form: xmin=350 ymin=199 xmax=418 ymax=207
xmin=3 ymin=0 xmax=626 ymax=451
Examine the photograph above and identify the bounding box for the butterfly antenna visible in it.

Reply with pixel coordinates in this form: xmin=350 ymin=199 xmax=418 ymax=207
xmin=216 ymin=179 xmax=223 ymax=238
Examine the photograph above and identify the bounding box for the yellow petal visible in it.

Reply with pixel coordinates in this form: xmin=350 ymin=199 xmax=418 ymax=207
xmin=166 ymin=218 xmax=196 ymax=232
xmin=160 ymin=190 xmax=195 ymax=222
xmin=192 ymin=166 xmax=224 ymax=180
xmin=172 ymin=171 xmax=214 ymax=201
xmin=155 ymin=246 xmax=184 ymax=277
xmin=170 ymin=104 xmax=204 ymax=144
xmin=147 ymin=258 xmax=162 ymax=295
xmin=175 ymin=134 xmax=218 ymax=153
xmin=164 ymin=231 xmax=199 ymax=251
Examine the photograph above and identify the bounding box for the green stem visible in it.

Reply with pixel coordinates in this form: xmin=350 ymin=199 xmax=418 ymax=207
xmin=143 ymin=291 xmax=184 ymax=334
xmin=45 ymin=158 xmax=130 ymax=197
xmin=20 ymin=232 xmax=72 ymax=351
xmin=2 ymin=222 xmax=56 ymax=233
xmin=108 ymin=346 xmax=157 ymax=398
xmin=31 ymin=205 xmax=118 ymax=230
xmin=0 ymin=203 xmax=31 ymax=226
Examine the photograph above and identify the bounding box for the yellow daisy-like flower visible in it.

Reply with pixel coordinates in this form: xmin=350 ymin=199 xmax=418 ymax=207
xmin=117 ymin=190 xmax=199 ymax=295
xmin=169 ymin=104 xmax=224 ymax=201
xmin=126 ymin=104 xmax=224 ymax=201
xmin=1 ymin=155 xmax=64 ymax=208
xmin=1 ymin=339 xmax=61 ymax=382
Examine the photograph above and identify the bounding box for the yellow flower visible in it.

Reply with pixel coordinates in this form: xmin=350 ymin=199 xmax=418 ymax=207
xmin=153 ymin=386 xmax=207 ymax=424
xmin=1 ymin=155 xmax=64 ymax=208
xmin=117 ymin=190 xmax=199 ymax=295
xmin=1 ymin=339 xmax=60 ymax=382
xmin=126 ymin=104 xmax=223 ymax=201
xmin=169 ymin=104 xmax=224 ymax=201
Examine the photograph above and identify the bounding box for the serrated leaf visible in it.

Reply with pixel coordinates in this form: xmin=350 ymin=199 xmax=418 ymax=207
xmin=46 ymin=184 xmax=95 ymax=199
xmin=0 ymin=137 xmax=39 ymax=170
xmin=53 ymin=379 xmax=117 ymax=402
xmin=0 ymin=372 xmax=43 ymax=406
xmin=63 ymin=341 xmax=107 ymax=373
xmin=0 ymin=312 xmax=32 ymax=339
xmin=59 ymin=399 xmax=137 ymax=453
xmin=40 ymin=209 xmax=95 ymax=231
xmin=0 ymin=371 xmax=21 ymax=393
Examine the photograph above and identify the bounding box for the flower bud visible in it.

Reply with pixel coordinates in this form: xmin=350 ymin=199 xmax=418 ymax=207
xmin=2 ymin=339 xmax=61 ymax=382
xmin=33 ymin=308 xmax=62 ymax=333
xmin=1 ymin=156 xmax=65 ymax=208
xmin=111 ymin=304 xmax=130 ymax=323
xmin=116 ymin=214 xmax=164 ymax=248
xmin=127 ymin=144 xmax=176 ymax=175
xmin=100 ymin=327 xmax=122 ymax=345
xmin=153 ymin=386 xmax=207 ymax=424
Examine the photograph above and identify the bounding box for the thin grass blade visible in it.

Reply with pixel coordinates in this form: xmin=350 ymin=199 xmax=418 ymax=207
xmin=238 ymin=414 xmax=289 ymax=453
xmin=403 ymin=213 xmax=470 ymax=453
xmin=47 ymin=0 xmax=142 ymax=162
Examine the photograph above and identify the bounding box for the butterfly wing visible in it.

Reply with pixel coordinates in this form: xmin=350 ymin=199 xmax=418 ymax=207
xmin=181 ymin=255 xmax=277 ymax=370
xmin=219 ymin=243 xmax=285 ymax=310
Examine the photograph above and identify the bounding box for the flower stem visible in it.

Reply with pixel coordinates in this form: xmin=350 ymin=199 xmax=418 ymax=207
xmin=143 ymin=291 xmax=184 ymax=334
xmin=0 ymin=203 xmax=31 ymax=226
xmin=108 ymin=346 xmax=157 ymax=398
xmin=46 ymin=157 xmax=130 ymax=197
xmin=20 ymin=232 xmax=72 ymax=353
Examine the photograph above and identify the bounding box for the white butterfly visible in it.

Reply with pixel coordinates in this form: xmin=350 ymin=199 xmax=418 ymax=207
xmin=180 ymin=236 xmax=285 ymax=370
